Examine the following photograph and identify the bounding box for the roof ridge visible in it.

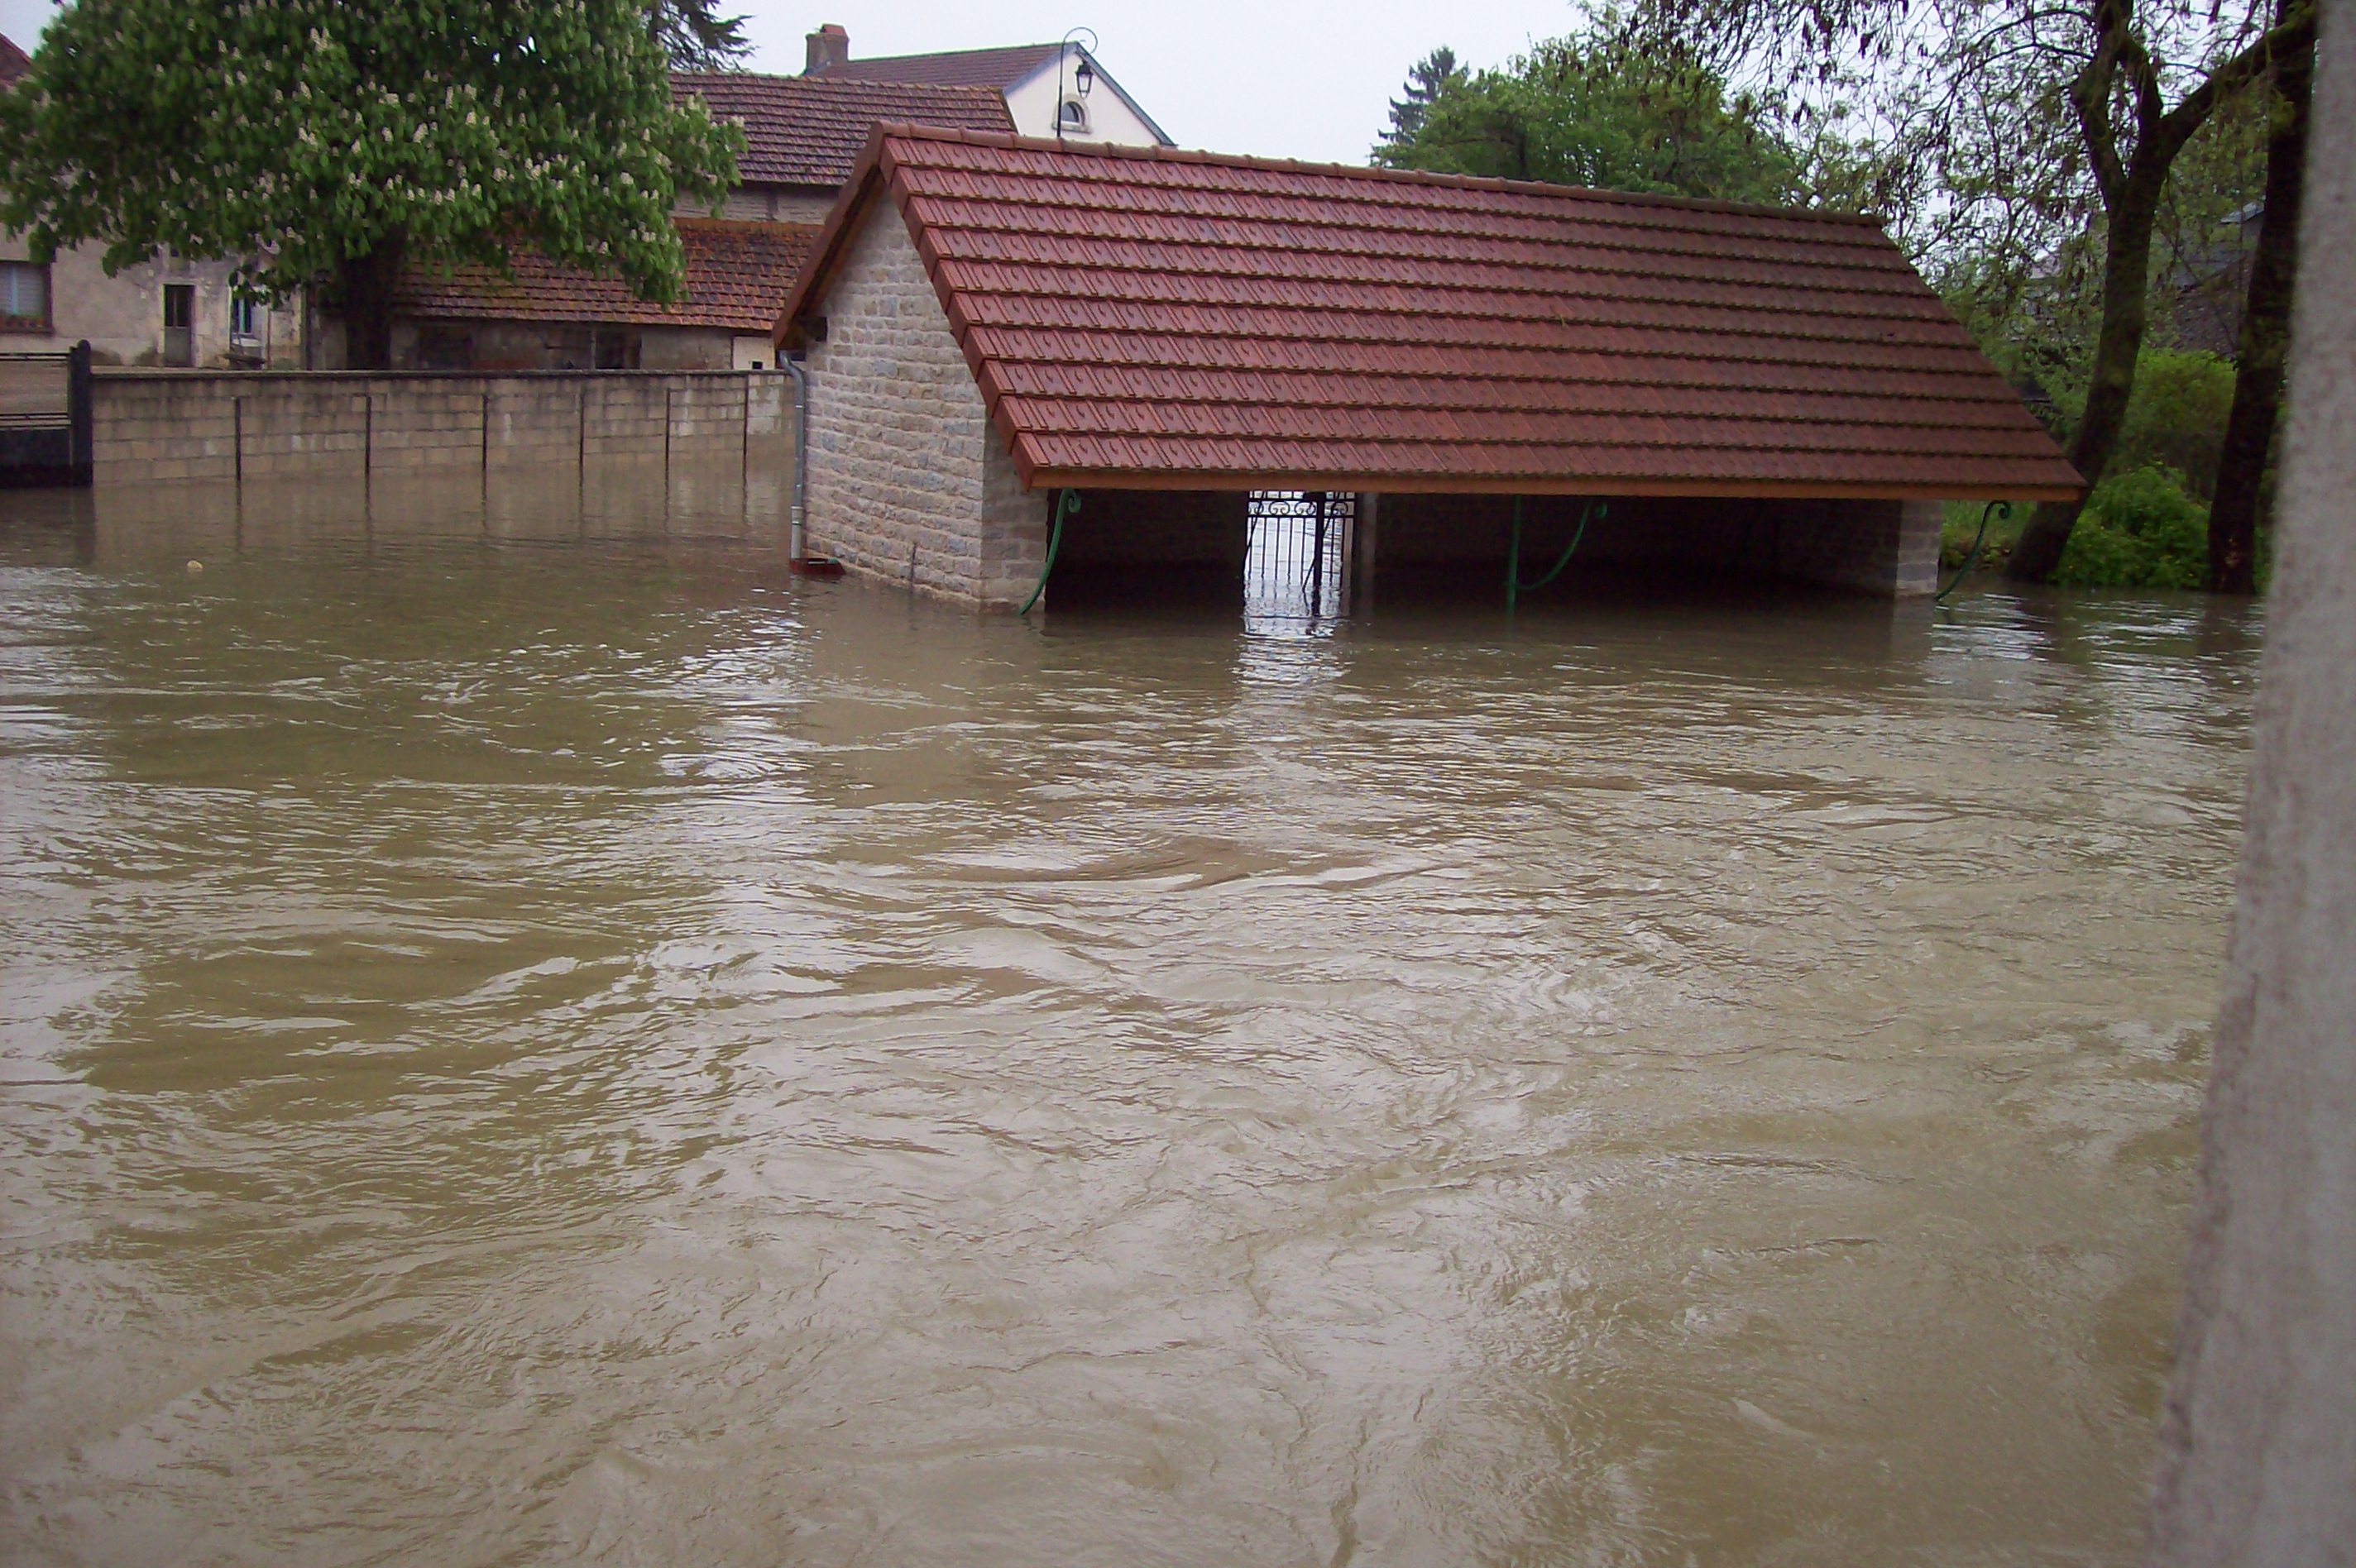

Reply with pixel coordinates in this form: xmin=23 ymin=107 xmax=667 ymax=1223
xmin=671 ymin=70 xmax=1008 ymax=98
xmin=875 ymin=123 xmax=1889 ymax=228
xmin=833 ymin=41 xmax=1062 ymax=61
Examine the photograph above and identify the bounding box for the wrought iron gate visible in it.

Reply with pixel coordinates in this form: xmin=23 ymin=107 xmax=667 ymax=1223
xmin=1243 ymin=490 xmax=1353 ymax=624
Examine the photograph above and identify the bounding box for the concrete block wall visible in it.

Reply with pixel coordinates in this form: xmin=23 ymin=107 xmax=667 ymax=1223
xmin=89 ymin=370 xmax=794 ymax=486
xmin=801 ymin=204 xmax=1047 ymax=608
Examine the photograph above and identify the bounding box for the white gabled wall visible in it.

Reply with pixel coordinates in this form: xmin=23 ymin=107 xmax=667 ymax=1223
xmin=799 ymin=200 xmax=1048 ymax=607
xmin=1001 ymin=50 xmax=1166 ymax=146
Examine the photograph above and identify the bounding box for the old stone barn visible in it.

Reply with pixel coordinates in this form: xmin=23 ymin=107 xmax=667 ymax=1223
xmin=772 ymin=127 xmax=2081 ymax=610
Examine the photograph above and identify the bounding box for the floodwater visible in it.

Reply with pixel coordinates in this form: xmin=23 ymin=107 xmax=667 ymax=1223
xmin=0 ymin=476 xmax=2258 ymax=1566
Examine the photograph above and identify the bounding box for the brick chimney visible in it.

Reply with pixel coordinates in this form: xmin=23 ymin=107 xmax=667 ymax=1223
xmin=805 ymin=24 xmax=850 ymax=74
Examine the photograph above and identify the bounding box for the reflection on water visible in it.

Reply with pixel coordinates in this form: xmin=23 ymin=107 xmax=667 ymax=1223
xmin=0 ymin=475 xmax=2255 ymax=1565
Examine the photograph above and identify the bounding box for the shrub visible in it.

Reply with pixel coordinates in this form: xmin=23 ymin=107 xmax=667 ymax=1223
xmin=2114 ymin=350 xmax=2237 ymax=499
xmin=2052 ymin=465 xmax=2210 ymax=590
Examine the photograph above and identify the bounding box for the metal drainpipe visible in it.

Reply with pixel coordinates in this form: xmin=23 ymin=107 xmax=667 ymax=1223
xmin=783 ymin=356 xmax=811 ymax=562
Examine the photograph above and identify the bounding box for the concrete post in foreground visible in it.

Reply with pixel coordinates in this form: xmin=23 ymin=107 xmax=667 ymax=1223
xmin=2147 ymin=0 xmax=2356 ymax=1560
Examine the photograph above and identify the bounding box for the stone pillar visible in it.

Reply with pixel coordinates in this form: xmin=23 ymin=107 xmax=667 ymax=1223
xmin=2147 ymin=1 xmax=2356 ymax=1559
xmin=1353 ymin=492 xmax=1381 ymax=610
xmin=1771 ymin=497 xmax=1942 ymax=596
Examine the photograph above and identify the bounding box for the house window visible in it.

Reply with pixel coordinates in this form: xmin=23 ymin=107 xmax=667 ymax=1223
xmin=162 ymin=282 xmax=195 ymax=367
xmin=1061 ymin=98 xmax=1088 ymax=131
xmin=229 ymin=295 xmax=261 ymax=342
xmin=0 ymin=261 xmax=51 ymax=332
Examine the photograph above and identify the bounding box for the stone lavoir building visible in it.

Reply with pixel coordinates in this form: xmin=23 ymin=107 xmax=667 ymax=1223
xmin=772 ymin=127 xmax=2082 ymax=609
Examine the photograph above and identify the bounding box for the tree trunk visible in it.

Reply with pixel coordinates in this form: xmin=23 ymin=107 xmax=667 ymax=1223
xmin=2007 ymin=161 xmax=2169 ymax=581
xmin=2208 ymin=17 xmax=2314 ymax=595
xmin=335 ymin=236 xmax=406 ymax=372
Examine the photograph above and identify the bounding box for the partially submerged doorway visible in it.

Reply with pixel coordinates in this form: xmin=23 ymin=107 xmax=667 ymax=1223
xmin=1243 ymin=491 xmax=1354 ymax=627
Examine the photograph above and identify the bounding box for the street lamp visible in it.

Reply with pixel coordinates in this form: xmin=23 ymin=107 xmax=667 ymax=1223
xmin=1056 ymin=27 xmax=1099 ymax=142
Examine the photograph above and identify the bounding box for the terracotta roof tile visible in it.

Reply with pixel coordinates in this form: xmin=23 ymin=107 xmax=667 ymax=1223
xmin=670 ymin=73 xmax=1013 ymax=188
xmin=0 ymin=34 xmax=31 ymax=91
xmin=780 ymin=127 xmax=2081 ymax=499
xmin=398 ymin=220 xmax=818 ymax=332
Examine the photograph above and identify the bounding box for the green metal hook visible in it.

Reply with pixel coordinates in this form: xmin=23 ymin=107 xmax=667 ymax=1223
xmin=1937 ymin=500 xmax=2011 ymax=603
xmin=1020 ymin=488 xmax=1081 ymax=617
xmin=1508 ymin=496 xmax=1606 ymax=610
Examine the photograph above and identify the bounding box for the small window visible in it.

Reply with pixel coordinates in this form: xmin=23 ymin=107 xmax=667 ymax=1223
xmin=1060 ymin=98 xmax=1088 ymax=131
xmin=0 ymin=261 xmax=51 ymax=332
xmin=230 ymin=295 xmax=261 ymax=342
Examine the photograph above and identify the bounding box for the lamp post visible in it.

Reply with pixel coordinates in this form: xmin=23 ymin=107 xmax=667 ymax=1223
xmin=1056 ymin=26 xmax=1099 ymax=142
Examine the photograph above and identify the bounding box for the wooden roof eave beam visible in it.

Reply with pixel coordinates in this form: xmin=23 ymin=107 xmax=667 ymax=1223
xmin=1020 ymin=471 xmax=2084 ymax=502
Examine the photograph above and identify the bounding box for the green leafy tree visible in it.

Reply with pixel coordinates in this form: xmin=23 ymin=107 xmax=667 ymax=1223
xmin=1375 ymin=29 xmax=1817 ymax=203
xmin=1625 ymin=0 xmax=2313 ymax=584
xmin=0 ymin=0 xmax=743 ymax=369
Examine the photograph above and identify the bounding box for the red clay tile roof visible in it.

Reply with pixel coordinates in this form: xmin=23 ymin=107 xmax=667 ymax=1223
xmin=814 ymin=43 xmax=1065 ymax=91
xmin=399 ymin=220 xmax=819 ymax=332
xmin=672 ymin=72 xmax=1013 ymax=189
xmin=0 ymin=35 xmax=32 ymax=91
xmin=778 ymin=127 xmax=2083 ymax=500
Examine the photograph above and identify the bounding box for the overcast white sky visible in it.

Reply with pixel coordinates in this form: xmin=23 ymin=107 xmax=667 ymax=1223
xmin=0 ymin=1 xmax=1587 ymax=165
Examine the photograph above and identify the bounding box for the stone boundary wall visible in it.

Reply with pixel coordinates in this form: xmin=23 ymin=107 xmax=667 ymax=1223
xmin=90 ymin=370 xmax=793 ymax=485
xmin=799 ymin=203 xmax=1047 ymax=608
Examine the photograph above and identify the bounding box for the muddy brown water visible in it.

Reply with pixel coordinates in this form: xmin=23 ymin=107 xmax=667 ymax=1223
xmin=0 ymin=479 xmax=2258 ymax=1565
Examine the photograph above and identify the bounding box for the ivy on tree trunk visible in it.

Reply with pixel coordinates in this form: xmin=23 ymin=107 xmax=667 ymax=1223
xmin=2206 ymin=2 xmax=2313 ymax=595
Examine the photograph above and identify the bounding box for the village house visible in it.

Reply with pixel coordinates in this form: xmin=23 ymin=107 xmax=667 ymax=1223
xmin=378 ymin=75 xmax=1013 ymax=371
xmin=772 ymin=127 xmax=2083 ymax=609
xmin=1 ymin=29 xmax=1041 ymax=375
xmin=802 ymin=25 xmax=1171 ymax=149
xmin=0 ymin=33 xmax=305 ymax=369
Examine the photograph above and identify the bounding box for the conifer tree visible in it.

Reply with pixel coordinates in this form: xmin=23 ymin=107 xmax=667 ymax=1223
xmin=1382 ymin=48 xmax=1461 ymax=148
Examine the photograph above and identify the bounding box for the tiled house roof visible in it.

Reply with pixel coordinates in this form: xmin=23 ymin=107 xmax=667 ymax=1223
xmin=398 ymin=220 xmax=819 ymax=332
xmin=0 ymin=34 xmax=32 ymax=91
xmin=813 ymin=43 xmax=1065 ymax=90
xmin=779 ymin=127 xmax=2083 ymax=500
xmin=671 ymin=73 xmax=1013 ymax=189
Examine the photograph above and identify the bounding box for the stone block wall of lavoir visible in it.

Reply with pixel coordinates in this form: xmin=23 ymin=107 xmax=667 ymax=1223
xmin=798 ymin=203 xmax=1047 ymax=608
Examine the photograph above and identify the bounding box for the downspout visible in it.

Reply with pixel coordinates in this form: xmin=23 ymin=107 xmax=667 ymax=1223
xmin=783 ymin=356 xmax=810 ymax=562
